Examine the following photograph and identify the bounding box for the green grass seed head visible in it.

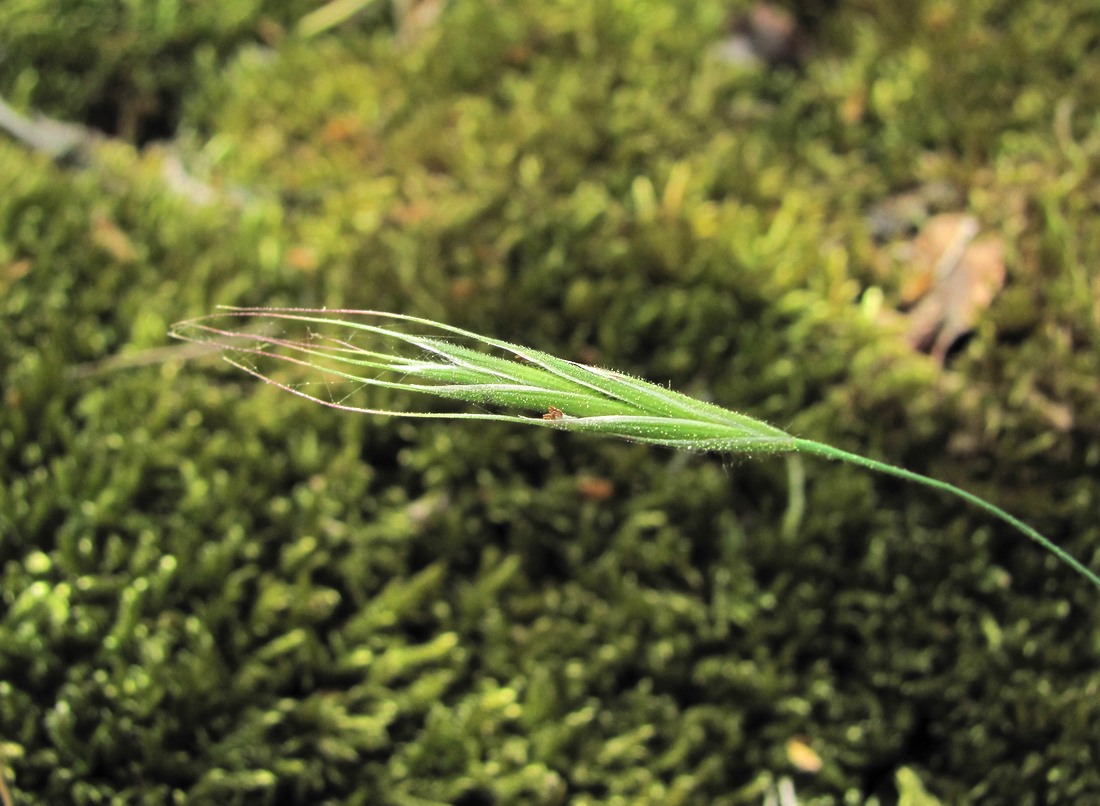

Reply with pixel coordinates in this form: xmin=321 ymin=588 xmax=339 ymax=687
xmin=171 ymin=307 xmax=1100 ymax=592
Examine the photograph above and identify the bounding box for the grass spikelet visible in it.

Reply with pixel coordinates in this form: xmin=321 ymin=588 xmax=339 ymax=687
xmin=171 ymin=307 xmax=1100 ymax=591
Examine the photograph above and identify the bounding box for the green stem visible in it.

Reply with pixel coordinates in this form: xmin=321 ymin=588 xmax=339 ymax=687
xmin=792 ymin=438 xmax=1100 ymax=591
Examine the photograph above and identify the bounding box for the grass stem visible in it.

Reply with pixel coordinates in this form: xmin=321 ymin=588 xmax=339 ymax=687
xmin=792 ymin=438 xmax=1100 ymax=591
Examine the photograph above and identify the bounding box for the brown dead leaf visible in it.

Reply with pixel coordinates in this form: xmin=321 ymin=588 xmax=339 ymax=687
xmin=840 ymin=88 xmax=867 ymax=124
xmin=1 ymin=258 xmax=32 ymax=293
xmin=785 ymin=737 xmax=823 ymax=773
xmin=899 ymin=213 xmax=980 ymax=304
xmin=92 ymin=214 xmax=138 ymax=263
xmin=321 ymin=115 xmax=362 ymax=144
xmin=900 ymin=213 xmax=1005 ymax=363
xmin=448 ymin=277 xmax=478 ymax=302
xmin=287 ymin=245 xmax=319 ymax=272
xmin=576 ymin=476 xmax=615 ymax=501
xmin=390 ymin=198 xmax=433 ymax=225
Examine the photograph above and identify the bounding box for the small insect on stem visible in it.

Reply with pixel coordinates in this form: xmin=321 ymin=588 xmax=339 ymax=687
xmin=543 ymin=405 xmax=565 ymax=420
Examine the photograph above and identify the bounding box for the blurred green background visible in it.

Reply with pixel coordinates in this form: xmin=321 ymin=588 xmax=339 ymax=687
xmin=3 ymin=1 xmax=1100 ymax=803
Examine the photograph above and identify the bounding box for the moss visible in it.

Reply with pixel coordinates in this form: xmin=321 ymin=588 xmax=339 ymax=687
xmin=3 ymin=0 xmax=1100 ymax=802
xmin=0 ymin=0 xmax=320 ymax=142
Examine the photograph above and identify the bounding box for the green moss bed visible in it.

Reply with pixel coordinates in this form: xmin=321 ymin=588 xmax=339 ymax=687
xmin=3 ymin=1 xmax=1100 ymax=803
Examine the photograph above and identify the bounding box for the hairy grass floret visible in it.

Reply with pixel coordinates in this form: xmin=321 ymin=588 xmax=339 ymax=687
xmin=172 ymin=307 xmax=1100 ymax=591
